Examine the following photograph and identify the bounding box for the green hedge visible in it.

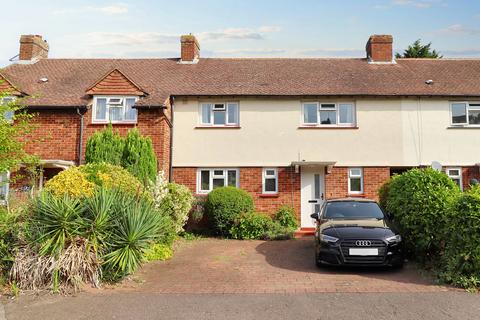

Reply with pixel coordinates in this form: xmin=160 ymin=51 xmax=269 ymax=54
xmin=382 ymin=168 xmax=460 ymax=260
xmin=440 ymin=189 xmax=480 ymax=289
xmin=205 ymin=187 xmax=254 ymax=236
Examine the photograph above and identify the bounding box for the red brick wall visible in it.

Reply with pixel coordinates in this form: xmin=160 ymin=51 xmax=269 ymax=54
xmin=172 ymin=167 xmax=301 ymax=217
xmin=23 ymin=107 xmax=171 ymax=176
xmin=24 ymin=109 xmax=80 ymax=161
xmin=463 ymin=166 xmax=480 ymax=190
xmin=325 ymin=167 xmax=390 ymax=201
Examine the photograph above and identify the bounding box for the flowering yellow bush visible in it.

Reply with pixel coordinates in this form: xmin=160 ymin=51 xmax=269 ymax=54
xmin=82 ymin=163 xmax=144 ymax=196
xmin=44 ymin=167 xmax=95 ymax=198
xmin=44 ymin=163 xmax=144 ymax=198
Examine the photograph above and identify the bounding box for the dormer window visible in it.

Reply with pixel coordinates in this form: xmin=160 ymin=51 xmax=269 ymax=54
xmin=93 ymin=96 xmax=138 ymax=123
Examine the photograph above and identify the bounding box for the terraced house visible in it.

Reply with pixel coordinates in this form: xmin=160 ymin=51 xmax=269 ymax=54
xmin=1 ymin=34 xmax=480 ymax=229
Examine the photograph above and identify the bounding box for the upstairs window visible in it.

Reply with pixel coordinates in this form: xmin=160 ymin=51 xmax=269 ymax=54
xmin=262 ymin=168 xmax=278 ymax=194
xmin=302 ymin=102 xmax=355 ymax=126
xmin=200 ymin=102 xmax=239 ymax=126
xmin=348 ymin=168 xmax=363 ymax=194
xmin=93 ymin=96 xmax=138 ymax=123
xmin=197 ymin=168 xmax=239 ymax=193
xmin=1 ymin=96 xmax=15 ymax=122
xmin=451 ymin=102 xmax=480 ymax=126
xmin=446 ymin=168 xmax=463 ymax=190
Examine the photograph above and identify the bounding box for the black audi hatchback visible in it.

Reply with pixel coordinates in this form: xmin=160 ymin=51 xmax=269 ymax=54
xmin=311 ymin=198 xmax=404 ymax=268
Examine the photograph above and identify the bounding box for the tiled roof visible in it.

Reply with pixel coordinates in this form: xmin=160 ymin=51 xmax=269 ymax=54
xmin=0 ymin=72 xmax=23 ymax=96
xmin=2 ymin=57 xmax=480 ymax=108
xmin=85 ymin=69 xmax=147 ymax=96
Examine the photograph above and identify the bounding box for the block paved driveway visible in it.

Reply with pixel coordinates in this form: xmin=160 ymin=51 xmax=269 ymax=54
xmin=118 ymin=237 xmax=452 ymax=294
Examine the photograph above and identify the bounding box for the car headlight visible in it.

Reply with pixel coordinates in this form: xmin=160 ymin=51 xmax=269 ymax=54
xmin=386 ymin=234 xmax=402 ymax=243
xmin=320 ymin=234 xmax=339 ymax=243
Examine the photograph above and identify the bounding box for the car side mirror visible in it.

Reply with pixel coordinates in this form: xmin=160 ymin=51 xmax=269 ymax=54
xmin=310 ymin=212 xmax=320 ymax=220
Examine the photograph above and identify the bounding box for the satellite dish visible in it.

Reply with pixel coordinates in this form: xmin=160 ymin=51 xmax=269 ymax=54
xmin=431 ymin=161 xmax=442 ymax=172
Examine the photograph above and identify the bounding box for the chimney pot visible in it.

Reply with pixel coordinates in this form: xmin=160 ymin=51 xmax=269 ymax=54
xmin=180 ymin=34 xmax=200 ymax=63
xmin=19 ymin=34 xmax=49 ymax=61
xmin=366 ymin=35 xmax=393 ymax=63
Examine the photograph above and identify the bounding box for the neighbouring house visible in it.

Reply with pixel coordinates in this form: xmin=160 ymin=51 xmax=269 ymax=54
xmin=1 ymin=33 xmax=480 ymax=228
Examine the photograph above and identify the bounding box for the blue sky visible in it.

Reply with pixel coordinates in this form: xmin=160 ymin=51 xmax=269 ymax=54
xmin=1 ymin=0 xmax=480 ymax=66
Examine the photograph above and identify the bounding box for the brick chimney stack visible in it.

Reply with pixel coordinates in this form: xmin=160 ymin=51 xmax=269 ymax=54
xmin=19 ymin=35 xmax=49 ymax=61
xmin=366 ymin=35 xmax=393 ymax=63
xmin=180 ymin=34 xmax=200 ymax=63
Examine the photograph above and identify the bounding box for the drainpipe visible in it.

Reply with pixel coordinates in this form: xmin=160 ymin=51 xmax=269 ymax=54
xmin=163 ymin=97 xmax=174 ymax=182
xmin=76 ymin=107 xmax=86 ymax=165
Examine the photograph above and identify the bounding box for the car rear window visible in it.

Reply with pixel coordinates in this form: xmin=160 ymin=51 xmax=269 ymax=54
xmin=324 ymin=201 xmax=384 ymax=220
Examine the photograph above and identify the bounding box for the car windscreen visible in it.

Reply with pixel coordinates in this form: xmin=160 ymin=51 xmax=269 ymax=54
xmin=324 ymin=201 xmax=384 ymax=220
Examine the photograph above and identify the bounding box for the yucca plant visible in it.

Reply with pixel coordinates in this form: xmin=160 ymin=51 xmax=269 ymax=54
xmin=81 ymin=188 xmax=118 ymax=254
xmin=102 ymin=194 xmax=163 ymax=280
xmin=30 ymin=192 xmax=83 ymax=256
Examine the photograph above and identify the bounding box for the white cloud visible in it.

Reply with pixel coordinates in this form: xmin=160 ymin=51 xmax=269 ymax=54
xmin=436 ymin=24 xmax=480 ymax=36
xmin=53 ymin=3 xmax=129 ymax=16
xmin=391 ymin=0 xmax=443 ymax=8
xmin=198 ymin=26 xmax=282 ymax=41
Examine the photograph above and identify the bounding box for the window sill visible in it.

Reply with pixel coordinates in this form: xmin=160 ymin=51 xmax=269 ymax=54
xmin=298 ymin=126 xmax=358 ymax=130
xmin=91 ymin=121 xmax=137 ymax=125
xmin=260 ymin=193 xmax=279 ymax=198
xmin=347 ymin=193 xmax=366 ymax=198
xmin=447 ymin=126 xmax=480 ymax=129
xmin=195 ymin=126 xmax=241 ymax=129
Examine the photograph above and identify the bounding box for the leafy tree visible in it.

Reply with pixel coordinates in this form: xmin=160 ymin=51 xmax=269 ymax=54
xmin=0 ymin=91 xmax=37 ymax=174
xmin=122 ymin=128 xmax=157 ymax=184
xmin=85 ymin=124 xmax=124 ymax=165
xmin=395 ymin=39 xmax=442 ymax=58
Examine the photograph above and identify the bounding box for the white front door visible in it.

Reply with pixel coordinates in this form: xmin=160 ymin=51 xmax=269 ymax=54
xmin=300 ymin=167 xmax=325 ymax=228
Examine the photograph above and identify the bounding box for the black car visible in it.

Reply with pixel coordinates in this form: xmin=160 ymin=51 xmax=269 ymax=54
xmin=311 ymin=198 xmax=404 ymax=268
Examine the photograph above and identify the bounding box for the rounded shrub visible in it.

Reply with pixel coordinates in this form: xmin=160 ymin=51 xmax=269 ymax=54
xmin=440 ymin=190 xmax=480 ymax=289
xmin=44 ymin=167 xmax=95 ymax=198
xmin=274 ymin=205 xmax=298 ymax=231
xmin=204 ymin=187 xmax=254 ymax=236
xmin=382 ymin=168 xmax=460 ymax=259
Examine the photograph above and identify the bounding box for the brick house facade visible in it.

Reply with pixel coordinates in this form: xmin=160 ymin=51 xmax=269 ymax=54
xmin=2 ymin=33 xmax=480 ymax=228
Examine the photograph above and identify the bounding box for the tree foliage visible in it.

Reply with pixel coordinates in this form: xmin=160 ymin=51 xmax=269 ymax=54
xmin=0 ymin=92 xmax=37 ymax=174
xmin=122 ymin=128 xmax=157 ymax=185
xmin=85 ymin=124 xmax=124 ymax=166
xmin=395 ymin=39 xmax=442 ymax=58
xmin=85 ymin=126 xmax=158 ymax=185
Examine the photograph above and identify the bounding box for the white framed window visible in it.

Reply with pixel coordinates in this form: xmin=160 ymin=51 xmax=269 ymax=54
xmin=446 ymin=167 xmax=463 ymax=190
xmin=348 ymin=168 xmax=363 ymax=194
xmin=199 ymin=102 xmax=239 ymax=126
xmin=0 ymin=172 xmax=10 ymax=204
xmin=197 ymin=168 xmax=239 ymax=193
xmin=301 ymin=102 xmax=355 ymax=126
xmin=1 ymin=96 xmax=15 ymax=122
xmin=92 ymin=96 xmax=138 ymax=123
xmin=450 ymin=102 xmax=480 ymax=126
xmin=262 ymin=168 xmax=278 ymax=194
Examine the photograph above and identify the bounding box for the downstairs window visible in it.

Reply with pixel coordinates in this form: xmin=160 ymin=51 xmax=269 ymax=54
xmin=197 ymin=168 xmax=239 ymax=193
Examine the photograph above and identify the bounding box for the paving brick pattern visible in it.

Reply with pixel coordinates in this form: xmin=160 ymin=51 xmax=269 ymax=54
xmin=120 ymin=238 xmax=453 ymax=294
